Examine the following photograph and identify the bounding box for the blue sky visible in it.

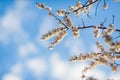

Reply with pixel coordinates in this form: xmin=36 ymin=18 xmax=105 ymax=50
xmin=0 ymin=0 xmax=120 ymax=80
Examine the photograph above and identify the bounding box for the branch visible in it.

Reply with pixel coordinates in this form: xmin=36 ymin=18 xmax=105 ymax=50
xmin=77 ymin=25 xmax=120 ymax=32
xmin=95 ymin=0 xmax=101 ymax=16
xmin=112 ymin=14 xmax=115 ymax=24
xmin=66 ymin=0 xmax=99 ymax=15
xmin=36 ymin=3 xmax=68 ymax=29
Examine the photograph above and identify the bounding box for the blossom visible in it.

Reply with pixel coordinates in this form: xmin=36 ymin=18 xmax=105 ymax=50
xmin=69 ymin=6 xmax=75 ymax=12
xmin=37 ymin=3 xmax=45 ymax=9
xmin=45 ymin=6 xmax=52 ymax=12
xmin=87 ymin=0 xmax=96 ymax=5
xmin=41 ymin=27 xmax=64 ymax=40
xmin=93 ymin=26 xmax=100 ymax=38
xmin=110 ymin=63 xmax=118 ymax=72
xmin=102 ymin=34 xmax=113 ymax=45
xmin=115 ymin=41 xmax=120 ymax=52
xmin=103 ymin=3 xmax=108 ymax=10
xmin=64 ymin=16 xmax=72 ymax=28
xmin=96 ymin=42 xmax=105 ymax=52
xmin=72 ymin=27 xmax=80 ymax=38
xmin=75 ymin=1 xmax=83 ymax=9
xmin=56 ymin=9 xmax=66 ymax=16
xmin=104 ymin=24 xmax=115 ymax=35
xmin=109 ymin=42 xmax=116 ymax=53
xmin=48 ymin=29 xmax=67 ymax=49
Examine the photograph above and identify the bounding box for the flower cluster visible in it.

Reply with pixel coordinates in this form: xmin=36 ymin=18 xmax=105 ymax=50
xmin=70 ymin=40 xmax=120 ymax=79
xmin=41 ymin=27 xmax=68 ymax=49
xmin=104 ymin=24 xmax=115 ymax=35
xmin=93 ymin=24 xmax=116 ymax=45
xmin=68 ymin=0 xmax=93 ymax=16
xmin=69 ymin=1 xmax=83 ymax=16
xmin=64 ymin=16 xmax=72 ymax=28
xmin=41 ymin=27 xmax=64 ymax=40
xmin=56 ymin=9 xmax=66 ymax=17
xmin=96 ymin=41 xmax=105 ymax=52
xmin=48 ymin=29 xmax=67 ymax=49
xmin=70 ymin=25 xmax=120 ymax=77
xmin=103 ymin=34 xmax=113 ymax=45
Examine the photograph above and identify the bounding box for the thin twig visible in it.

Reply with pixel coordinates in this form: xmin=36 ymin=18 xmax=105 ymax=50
xmin=114 ymin=35 xmax=120 ymax=39
xmin=95 ymin=0 xmax=101 ymax=16
xmin=54 ymin=15 xmax=68 ymax=29
xmin=77 ymin=25 xmax=120 ymax=32
xmin=104 ymin=0 xmax=106 ymax=5
xmin=114 ymin=62 xmax=120 ymax=66
xmin=100 ymin=18 xmax=107 ymax=27
xmin=112 ymin=14 xmax=115 ymax=24
xmin=86 ymin=13 xmax=92 ymax=19
xmin=81 ymin=18 xmax=85 ymax=27
xmin=100 ymin=18 xmax=107 ymax=33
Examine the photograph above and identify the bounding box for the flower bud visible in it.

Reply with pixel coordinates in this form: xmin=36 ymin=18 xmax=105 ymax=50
xmin=93 ymin=26 xmax=100 ymax=38
xmin=56 ymin=9 xmax=66 ymax=16
xmin=72 ymin=27 xmax=80 ymax=38
xmin=37 ymin=3 xmax=45 ymax=9
xmin=64 ymin=16 xmax=72 ymax=28
xmin=103 ymin=3 xmax=108 ymax=10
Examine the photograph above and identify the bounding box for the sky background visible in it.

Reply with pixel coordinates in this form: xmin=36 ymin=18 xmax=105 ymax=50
xmin=0 ymin=0 xmax=120 ymax=80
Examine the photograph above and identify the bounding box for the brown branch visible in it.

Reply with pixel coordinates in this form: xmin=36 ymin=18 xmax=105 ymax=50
xmin=66 ymin=0 xmax=99 ymax=15
xmin=95 ymin=0 xmax=101 ymax=16
xmin=36 ymin=3 xmax=68 ymax=29
xmin=112 ymin=14 xmax=115 ymax=24
xmin=49 ymin=12 xmax=69 ymax=29
xmin=54 ymin=15 xmax=68 ymax=29
xmin=86 ymin=13 xmax=92 ymax=19
xmin=77 ymin=25 xmax=120 ymax=32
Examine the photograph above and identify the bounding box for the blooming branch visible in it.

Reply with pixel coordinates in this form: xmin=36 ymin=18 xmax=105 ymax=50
xmin=37 ymin=0 xmax=120 ymax=79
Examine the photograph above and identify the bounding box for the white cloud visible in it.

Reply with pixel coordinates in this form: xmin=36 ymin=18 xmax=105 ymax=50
xmin=50 ymin=53 xmax=85 ymax=80
xmin=109 ymin=72 xmax=120 ymax=79
xmin=14 ymin=0 xmax=28 ymax=11
xmin=2 ymin=62 xmax=24 ymax=80
xmin=0 ymin=0 xmax=29 ymax=45
xmin=1 ymin=11 xmax=21 ymax=31
xmin=0 ymin=0 xmax=37 ymax=45
xmin=50 ymin=53 xmax=69 ymax=79
xmin=18 ymin=42 xmax=38 ymax=58
xmin=26 ymin=57 xmax=47 ymax=76
xmin=2 ymin=73 xmax=22 ymax=80
xmin=10 ymin=63 xmax=23 ymax=76
xmin=50 ymin=53 xmax=106 ymax=80
xmin=64 ymin=38 xmax=85 ymax=55
xmin=85 ymin=68 xmax=106 ymax=79
xmin=66 ymin=63 xmax=87 ymax=80
xmin=2 ymin=61 xmax=24 ymax=80
xmin=0 ymin=10 xmax=28 ymax=45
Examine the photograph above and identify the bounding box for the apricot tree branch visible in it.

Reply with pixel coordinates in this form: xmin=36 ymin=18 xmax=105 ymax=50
xmin=77 ymin=25 xmax=120 ymax=32
xmin=66 ymin=0 xmax=99 ymax=15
